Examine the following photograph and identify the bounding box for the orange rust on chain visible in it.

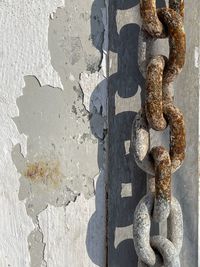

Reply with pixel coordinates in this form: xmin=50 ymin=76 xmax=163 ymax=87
xmin=151 ymin=146 xmax=171 ymax=202
xmin=163 ymin=102 xmax=186 ymax=173
xmin=133 ymin=0 xmax=186 ymax=263
xmin=145 ymin=55 xmax=167 ymax=131
xmin=157 ymin=8 xmax=186 ymax=84
xmin=169 ymin=0 xmax=184 ymax=18
xmin=140 ymin=0 xmax=166 ymax=37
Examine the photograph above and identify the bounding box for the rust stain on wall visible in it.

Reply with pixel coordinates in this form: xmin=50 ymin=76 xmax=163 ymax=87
xmin=24 ymin=160 xmax=62 ymax=188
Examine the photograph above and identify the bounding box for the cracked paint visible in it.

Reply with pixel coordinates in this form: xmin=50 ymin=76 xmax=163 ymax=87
xmin=39 ymin=193 xmax=105 ymax=267
xmin=0 ymin=1 xmax=65 ymax=266
xmin=0 ymin=0 xmax=108 ymax=265
xmin=12 ymin=73 xmax=99 ymax=206
xmin=11 ymin=0 xmax=107 ymax=265
xmin=12 ymin=74 xmax=99 ymax=265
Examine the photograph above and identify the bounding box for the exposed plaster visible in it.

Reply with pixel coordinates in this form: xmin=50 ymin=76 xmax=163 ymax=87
xmin=0 ymin=1 xmax=66 ymax=266
xmin=38 ymin=193 xmax=104 ymax=267
xmin=79 ymin=3 xmax=108 ymax=141
xmin=28 ymin=212 xmax=48 ymax=267
xmin=0 ymin=0 xmax=108 ymax=265
xmin=195 ymin=46 xmax=199 ymax=68
xmin=12 ymin=75 xmax=98 ymax=265
xmin=10 ymin=0 xmax=108 ymax=265
xmin=0 ymin=0 xmax=64 ymax=96
xmin=1 ymin=0 xmax=198 ymax=266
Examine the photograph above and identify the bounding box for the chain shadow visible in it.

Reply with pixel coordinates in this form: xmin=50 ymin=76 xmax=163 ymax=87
xmin=85 ymin=0 xmax=168 ymax=265
xmin=107 ymin=1 xmax=145 ymax=266
xmin=108 ymin=1 xmax=167 ymax=267
xmin=107 ymin=1 xmax=166 ymax=266
xmin=86 ymin=0 xmax=151 ymax=266
xmin=87 ymin=0 xmax=167 ymax=266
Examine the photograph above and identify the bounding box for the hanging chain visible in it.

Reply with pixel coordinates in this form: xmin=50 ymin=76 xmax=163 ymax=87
xmin=132 ymin=1 xmax=186 ymax=266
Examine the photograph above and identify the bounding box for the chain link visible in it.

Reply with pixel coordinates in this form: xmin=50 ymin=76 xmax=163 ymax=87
xmin=132 ymin=1 xmax=186 ymax=266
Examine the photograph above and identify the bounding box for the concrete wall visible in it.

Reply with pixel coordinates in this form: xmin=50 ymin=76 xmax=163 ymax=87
xmin=0 ymin=0 xmax=198 ymax=266
xmin=0 ymin=0 xmax=107 ymax=266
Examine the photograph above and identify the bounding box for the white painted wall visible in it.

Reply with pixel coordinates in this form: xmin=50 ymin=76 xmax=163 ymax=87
xmin=0 ymin=0 xmax=107 ymax=266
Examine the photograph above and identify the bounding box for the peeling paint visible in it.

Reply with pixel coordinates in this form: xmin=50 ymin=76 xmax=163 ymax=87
xmin=0 ymin=1 xmax=67 ymax=266
xmin=39 ymin=192 xmax=105 ymax=267
xmin=12 ymin=74 xmax=99 ymax=265
xmin=79 ymin=72 xmax=107 ymax=115
xmin=28 ymin=224 xmax=47 ymax=267
xmin=10 ymin=0 xmax=107 ymax=265
xmin=0 ymin=0 xmax=108 ymax=265
xmin=195 ymin=46 xmax=199 ymax=68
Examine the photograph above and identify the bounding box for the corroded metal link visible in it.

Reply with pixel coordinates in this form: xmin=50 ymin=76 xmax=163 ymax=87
xmin=133 ymin=193 xmax=156 ymax=266
xmin=138 ymin=244 xmax=180 ymax=267
xmin=140 ymin=0 xmax=184 ymax=38
xmin=133 ymin=194 xmax=183 ymax=266
xmin=138 ymin=257 xmax=163 ymax=267
xmin=151 ymin=146 xmax=171 ymax=222
xmin=132 ymin=107 xmax=185 ymax=175
xmin=145 ymin=55 xmax=167 ymax=130
xmin=157 ymin=8 xmax=186 ymax=84
xmin=140 ymin=0 xmax=166 ymax=37
xmin=169 ymin=0 xmax=184 ymax=18
xmin=145 ymin=53 xmax=185 ymax=133
xmin=137 ymin=198 xmax=183 ymax=267
xmin=138 ymin=7 xmax=185 ymax=84
xmin=134 ymin=1 xmax=186 ymax=266
xmin=150 ymin=236 xmax=180 ymax=267
xmin=131 ymin=108 xmax=152 ymax=174
xmin=167 ymin=196 xmax=183 ymax=255
xmin=163 ymin=102 xmax=186 ymax=173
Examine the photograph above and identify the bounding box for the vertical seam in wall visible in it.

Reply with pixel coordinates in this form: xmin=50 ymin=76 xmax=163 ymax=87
xmin=104 ymin=0 xmax=109 ymax=266
xmin=198 ymin=2 xmax=200 ymax=264
xmin=198 ymin=37 xmax=200 ymax=267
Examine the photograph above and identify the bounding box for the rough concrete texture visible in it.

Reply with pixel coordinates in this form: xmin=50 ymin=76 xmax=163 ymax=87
xmin=0 ymin=0 xmax=199 ymax=266
xmin=0 ymin=0 xmax=107 ymax=266
xmin=0 ymin=1 xmax=64 ymax=266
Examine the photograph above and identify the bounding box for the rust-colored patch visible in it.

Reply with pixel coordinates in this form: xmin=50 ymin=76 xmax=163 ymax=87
xmin=151 ymin=146 xmax=171 ymax=202
xmin=140 ymin=0 xmax=166 ymax=37
xmin=145 ymin=55 xmax=167 ymax=131
xmin=24 ymin=160 xmax=62 ymax=187
xmin=169 ymin=0 xmax=184 ymax=18
xmin=163 ymin=102 xmax=186 ymax=172
xmin=133 ymin=0 xmax=186 ymax=261
xmin=157 ymin=8 xmax=186 ymax=84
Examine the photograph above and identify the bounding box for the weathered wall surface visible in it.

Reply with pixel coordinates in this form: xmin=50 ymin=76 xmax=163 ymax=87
xmin=0 ymin=0 xmax=107 ymax=266
xmin=0 ymin=0 xmax=199 ymax=266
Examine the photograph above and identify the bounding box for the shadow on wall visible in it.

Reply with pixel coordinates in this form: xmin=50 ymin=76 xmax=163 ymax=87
xmin=88 ymin=0 xmax=144 ymax=266
xmin=87 ymin=0 xmax=166 ymax=266
xmin=11 ymin=0 xmax=166 ymax=266
xmin=106 ymin=1 xmax=144 ymax=266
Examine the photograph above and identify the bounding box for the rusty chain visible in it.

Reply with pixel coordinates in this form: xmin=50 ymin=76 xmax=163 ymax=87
xmin=132 ymin=1 xmax=186 ymax=266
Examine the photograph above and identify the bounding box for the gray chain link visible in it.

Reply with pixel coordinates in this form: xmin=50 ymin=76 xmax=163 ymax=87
xmin=132 ymin=1 xmax=186 ymax=266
